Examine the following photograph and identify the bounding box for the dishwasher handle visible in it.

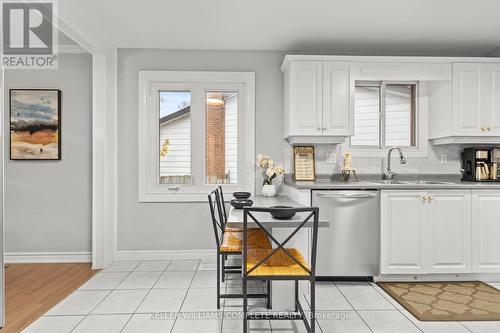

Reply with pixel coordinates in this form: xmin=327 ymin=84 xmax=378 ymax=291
xmin=315 ymin=192 xmax=377 ymax=199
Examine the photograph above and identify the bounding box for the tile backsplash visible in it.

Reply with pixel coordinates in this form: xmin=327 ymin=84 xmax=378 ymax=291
xmin=312 ymin=143 xmax=464 ymax=176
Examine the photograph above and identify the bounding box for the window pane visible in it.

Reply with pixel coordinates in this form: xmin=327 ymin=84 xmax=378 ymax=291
xmin=159 ymin=91 xmax=191 ymax=184
xmin=351 ymin=86 xmax=380 ymax=146
xmin=205 ymin=91 xmax=238 ymax=184
xmin=385 ymin=84 xmax=415 ymax=147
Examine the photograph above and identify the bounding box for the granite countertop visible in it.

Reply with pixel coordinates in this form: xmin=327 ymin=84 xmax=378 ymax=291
xmin=284 ymin=174 xmax=500 ymax=190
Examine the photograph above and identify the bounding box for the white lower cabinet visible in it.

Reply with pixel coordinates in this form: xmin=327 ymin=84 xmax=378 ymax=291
xmin=381 ymin=191 xmax=427 ymax=274
xmin=427 ymin=191 xmax=471 ymax=273
xmin=472 ymin=190 xmax=500 ymax=273
xmin=381 ymin=190 xmax=472 ymax=274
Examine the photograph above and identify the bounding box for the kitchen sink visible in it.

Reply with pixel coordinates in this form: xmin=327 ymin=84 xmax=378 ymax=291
xmin=399 ymin=180 xmax=456 ymax=185
xmin=371 ymin=180 xmax=405 ymax=184
xmin=371 ymin=180 xmax=456 ymax=185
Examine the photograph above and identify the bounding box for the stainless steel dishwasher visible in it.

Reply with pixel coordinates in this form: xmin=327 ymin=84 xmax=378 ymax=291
xmin=312 ymin=190 xmax=380 ymax=279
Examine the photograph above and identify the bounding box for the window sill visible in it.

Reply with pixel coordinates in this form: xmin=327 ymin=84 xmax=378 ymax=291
xmin=138 ymin=185 xmax=253 ymax=203
xmin=139 ymin=192 xmax=213 ymax=203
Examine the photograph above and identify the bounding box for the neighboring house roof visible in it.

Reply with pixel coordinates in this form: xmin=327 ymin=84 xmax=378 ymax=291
xmin=159 ymin=106 xmax=190 ymax=125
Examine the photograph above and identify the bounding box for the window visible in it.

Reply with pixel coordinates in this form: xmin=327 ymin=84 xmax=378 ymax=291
xmin=351 ymin=82 xmax=417 ymax=149
xmin=159 ymin=91 xmax=191 ymax=184
xmin=139 ymin=71 xmax=255 ymax=202
xmin=205 ymin=91 xmax=238 ymax=184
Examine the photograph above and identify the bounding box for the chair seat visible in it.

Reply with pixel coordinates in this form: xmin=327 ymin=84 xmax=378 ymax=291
xmin=225 ymin=223 xmax=242 ymax=232
xmin=220 ymin=229 xmax=271 ymax=253
xmin=246 ymin=248 xmax=311 ymax=277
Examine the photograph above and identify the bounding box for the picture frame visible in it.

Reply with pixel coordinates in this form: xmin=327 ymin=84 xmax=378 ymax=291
xmin=9 ymin=89 xmax=61 ymax=160
xmin=293 ymin=146 xmax=315 ymax=181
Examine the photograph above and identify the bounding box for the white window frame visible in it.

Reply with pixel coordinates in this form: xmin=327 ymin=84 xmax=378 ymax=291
xmin=347 ymin=81 xmax=428 ymax=157
xmin=138 ymin=71 xmax=255 ymax=202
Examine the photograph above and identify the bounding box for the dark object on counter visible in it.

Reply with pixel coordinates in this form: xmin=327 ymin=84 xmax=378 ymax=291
xmin=232 ymin=191 xmax=251 ymax=200
xmin=230 ymin=199 xmax=253 ymax=209
xmin=269 ymin=206 xmax=296 ymax=220
xmin=461 ymin=147 xmax=500 ymax=182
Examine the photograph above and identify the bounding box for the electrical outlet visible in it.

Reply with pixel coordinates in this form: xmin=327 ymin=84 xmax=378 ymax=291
xmin=326 ymin=151 xmax=336 ymax=164
xmin=440 ymin=154 xmax=448 ymax=164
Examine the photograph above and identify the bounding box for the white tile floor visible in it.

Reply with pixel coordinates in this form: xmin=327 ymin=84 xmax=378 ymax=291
xmin=21 ymin=259 xmax=500 ymax=333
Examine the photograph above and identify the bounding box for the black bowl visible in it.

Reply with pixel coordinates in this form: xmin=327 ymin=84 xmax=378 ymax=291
xmin=230 ymin=199 xmax=254 ymax=209
xmin=270 ymin=206 xmax=296 ymax=220
xmin=233 ymin=191 xmax=251 ymax=200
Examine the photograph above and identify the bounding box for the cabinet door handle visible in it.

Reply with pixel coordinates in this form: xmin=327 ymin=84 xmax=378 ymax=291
xmin=422 ymin=195 xmax=428 ymax=201
xmin=487 ymin=127 xmax=492 ymax=131
xmin=429 ymin=195 xmax=433 ymax=201
xmin=317 ymin=127 xmax=322 ymax=131
xmin=481 ymin=127 xmax=486 ymax=132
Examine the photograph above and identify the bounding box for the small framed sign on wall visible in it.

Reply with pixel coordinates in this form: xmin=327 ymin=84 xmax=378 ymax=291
xmin=10 ymin=89 xmax=61 ymax=160
xmin=293 ymin=146 xmax=315 ymax=181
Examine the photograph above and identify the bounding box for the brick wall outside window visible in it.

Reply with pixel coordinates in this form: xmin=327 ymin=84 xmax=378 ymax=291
xmin=206 ymin=104 xmax=226 ymax=182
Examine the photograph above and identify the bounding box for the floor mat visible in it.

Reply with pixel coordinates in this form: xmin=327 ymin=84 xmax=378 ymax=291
xmin=378 ymin=281 xmax=500 ymax=321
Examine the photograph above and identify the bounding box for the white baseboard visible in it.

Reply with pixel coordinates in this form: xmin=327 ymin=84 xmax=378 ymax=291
xmin=114 ymin=249 xmax=216 ymax=262
xmin=5 ymin=252 xmax=92 ymax=264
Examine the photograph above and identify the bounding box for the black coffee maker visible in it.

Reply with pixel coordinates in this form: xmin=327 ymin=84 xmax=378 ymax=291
xmin=461 ymin=147 xmax=500 ymax=182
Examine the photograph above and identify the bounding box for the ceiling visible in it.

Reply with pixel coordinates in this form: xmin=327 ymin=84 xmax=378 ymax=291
xmin=59 ymin=0 xmax=500 ymax=56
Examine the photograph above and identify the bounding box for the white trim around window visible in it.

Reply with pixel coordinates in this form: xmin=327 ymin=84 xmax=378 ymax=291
xmin=346 ymin=81 xmax=429 ymax=158
xmin=138 ymin=71 xmax=255 ymax=202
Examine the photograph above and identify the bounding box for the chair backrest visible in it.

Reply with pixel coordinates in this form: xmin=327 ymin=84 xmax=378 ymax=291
xmin=216 ymin=186 xmax=228 ymax=226
xmin=208 ymin=189 xmax=225 ymax=248
xmin=242 ymin=206 xmax=319 ymax=277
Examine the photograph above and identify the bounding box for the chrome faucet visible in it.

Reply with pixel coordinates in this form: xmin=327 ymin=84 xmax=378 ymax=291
xmin=384 ymin=147 xmax=407 ymax=181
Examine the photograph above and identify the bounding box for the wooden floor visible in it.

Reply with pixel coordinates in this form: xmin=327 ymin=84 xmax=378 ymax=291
xmin=1 ymin=263 xmax=97 ymax=333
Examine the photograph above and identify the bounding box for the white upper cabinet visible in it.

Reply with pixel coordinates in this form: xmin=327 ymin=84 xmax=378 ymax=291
xmin=485 ymin=64 xmax=500 ymax=136
xmin=282 ymin=59 xmax=352 ymax=144
xmin=452 ymin=63 xmax=482 ymax=135
xmin=430 ymin=62 xmax=500 ymax=144
xmin=282 ymin=55 xmax=500 ymax=145
xmin=322 ymin=62 xmax=353 ymax=136
xmin=287 ymin=61 xmax=323 ymax=136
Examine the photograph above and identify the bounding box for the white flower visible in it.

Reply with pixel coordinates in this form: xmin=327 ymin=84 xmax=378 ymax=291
xmin=268 ymin=159 xmax=274 ymax=168
xmin=257 ymin=154 xmax=270 ymax=168
xmin=274 ymin=165 xmax=285 ymax=174
xmin=266 ymin=167 xmax=275 ymax=177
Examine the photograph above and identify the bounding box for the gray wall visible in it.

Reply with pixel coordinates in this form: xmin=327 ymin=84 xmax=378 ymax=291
xmin=117 ymin=49 xmax=285 ymax=251
xmin=4 ymin=53 xmax=92 ymax=253
xmin=116 ymin=49 xmax=479 ymax=252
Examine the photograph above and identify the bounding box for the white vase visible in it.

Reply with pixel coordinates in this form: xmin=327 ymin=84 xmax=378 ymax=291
xmin=262 ymin=184 xmax=276 ymax=197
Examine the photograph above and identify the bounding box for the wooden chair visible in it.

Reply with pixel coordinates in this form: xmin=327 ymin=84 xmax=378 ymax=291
xmin=216 ymin=185 xmax=241 ymax=232
xmin=216 ymin=186 xmax=236 ymax=281
xmin=208 ymin=189 xmax=272 ymax=309
xmin=242 ymin=206 xmax=319 ymax=333
xmin=215 ymin=186 xmax=271 ymax=282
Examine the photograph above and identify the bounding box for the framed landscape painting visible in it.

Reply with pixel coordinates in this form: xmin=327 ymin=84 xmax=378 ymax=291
xmin=10 ymin=89 xmax=61 ymax=160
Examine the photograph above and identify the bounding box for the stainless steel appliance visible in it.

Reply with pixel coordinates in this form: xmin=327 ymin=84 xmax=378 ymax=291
xmin=461 ymin=147 xmax=500 ymax=181
xmin=312 ymin=190 xmax=380 ymax=279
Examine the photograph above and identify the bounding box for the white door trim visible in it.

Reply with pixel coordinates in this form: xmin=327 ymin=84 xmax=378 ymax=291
xmin=91 ymin=51 xmax=117 ymax=269
xmin=0 ymin=16 xmax=5 ymax=324
xmin=55 ymin=16 xmax=116 ymax=269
